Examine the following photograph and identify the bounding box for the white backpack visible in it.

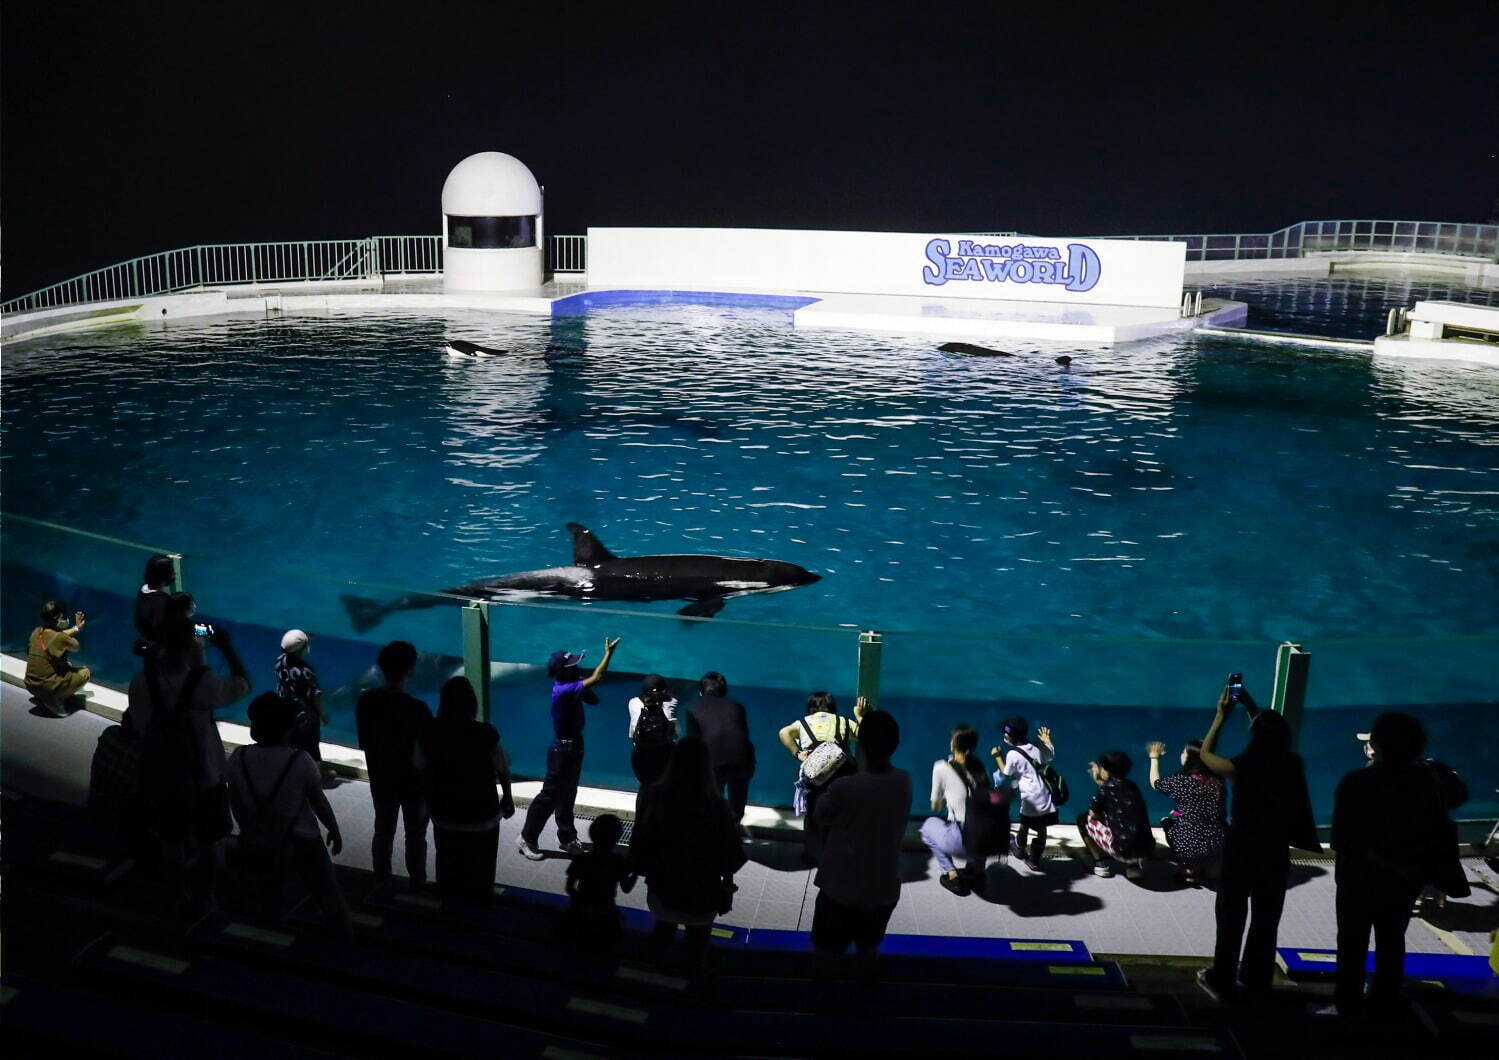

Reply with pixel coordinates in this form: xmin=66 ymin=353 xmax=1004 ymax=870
xmin=798 ymin=716 xmax=853 ymax=787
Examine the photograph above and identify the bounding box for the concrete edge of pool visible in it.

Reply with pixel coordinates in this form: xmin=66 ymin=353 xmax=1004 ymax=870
xmin=1 ymin=275 xmax=1248 ymax=346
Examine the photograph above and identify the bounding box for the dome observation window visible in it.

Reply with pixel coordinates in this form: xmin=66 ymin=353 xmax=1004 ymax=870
xmin=447 ymin=215 xmax=537 ymax=249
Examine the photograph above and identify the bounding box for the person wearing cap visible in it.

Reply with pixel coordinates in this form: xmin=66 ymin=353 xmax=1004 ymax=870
xmin=1356 ymin=731 xmax=1375 ymax=766
xmin=276 ymin=629 xmax=334 ymax=787
xmin=518 ymin=637 xmax=622 ymax=859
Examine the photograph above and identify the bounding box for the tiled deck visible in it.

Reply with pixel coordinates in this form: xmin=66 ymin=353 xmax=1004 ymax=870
xmin=4 ymin=679 xmax=1495 ymax=962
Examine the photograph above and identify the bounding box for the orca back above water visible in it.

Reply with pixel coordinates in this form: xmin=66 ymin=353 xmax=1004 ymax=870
xmin=939 ymin=341 xmax=1012 ymax=357
xmin=340 ymin=522 xmax=821 ymax=631
xmin=445 ymin=339 xmax=508 ymax=358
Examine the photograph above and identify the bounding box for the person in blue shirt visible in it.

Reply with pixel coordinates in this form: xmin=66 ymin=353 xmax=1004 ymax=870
xmin=518 ymin=637 xmax=621 ymax=859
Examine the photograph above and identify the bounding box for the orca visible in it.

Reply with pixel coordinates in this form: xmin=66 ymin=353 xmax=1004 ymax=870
xmin=445 ymin=339 xmax=508 ymax=358
xmin=938 ymin=341 xmax=1012 ymax=357
xmin=341 ymin=522 xmax=821 ymax=631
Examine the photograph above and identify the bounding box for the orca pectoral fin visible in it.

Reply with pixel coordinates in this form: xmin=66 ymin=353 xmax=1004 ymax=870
xmin=677 ymin=597 xmax=727 ymax=619
xmin=340 ymin=594 xmax=391 ymax=634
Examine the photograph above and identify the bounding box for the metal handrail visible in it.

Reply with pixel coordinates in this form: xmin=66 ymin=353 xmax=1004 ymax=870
xmin=7 ymin=220 xmax=1495 ymax=315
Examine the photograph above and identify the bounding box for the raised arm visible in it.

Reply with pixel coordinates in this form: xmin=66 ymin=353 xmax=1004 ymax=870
xmin=580 ymin=637 xmax=621 ymax=690
xmin=1198 ymin=688 xmax=1237 ymax=778
xmin=1147 ymin=741 xmax=1165 ymax=789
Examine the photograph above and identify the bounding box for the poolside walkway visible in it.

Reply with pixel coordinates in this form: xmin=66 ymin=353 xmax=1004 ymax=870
xmin=3 ymin=680 xmax=1495 ymax=963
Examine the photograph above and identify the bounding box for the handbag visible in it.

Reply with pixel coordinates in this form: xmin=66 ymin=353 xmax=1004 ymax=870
xmin=798 ymin=717 xmax=852 ymax=788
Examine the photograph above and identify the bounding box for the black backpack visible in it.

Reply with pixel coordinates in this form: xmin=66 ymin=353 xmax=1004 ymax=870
xmin=953 ymin=761 xmax=1011 ymax=859
xmin=1014 ymin=745 xmax=1070 ymax=808
xmin=633 ymin=696 xmax=675 ymax=751
xmin=138 ymin=663 xmax=208 ymax=837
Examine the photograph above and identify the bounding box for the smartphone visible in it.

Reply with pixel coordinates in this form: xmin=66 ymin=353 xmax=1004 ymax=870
xmin=193 ymin=622 xmax=216 ymax=638
xmin=1227 ymin=672 xmax=1245 ymax=703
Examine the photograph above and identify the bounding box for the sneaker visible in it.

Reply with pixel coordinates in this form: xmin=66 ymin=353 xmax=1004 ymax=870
xmin=562 ymin=840 xmax=588 ymax=856
xmin=939 ymin=873 xmax=971 ymax=896
xmin=516 ymin=836 xmax=545 ymax=861
xmin=1124 ymin=860 xmax=1144 ymax=881
xmin=1024 ymin=857 xmax=1044 ymax=874
xmin=1092 ymin=861 xmax=1115 ymax=878
xmin=1196 ymin=968 xmax=1238 ymax=1004
xmin=1009 ymin=835 xmax=1024 ymax=859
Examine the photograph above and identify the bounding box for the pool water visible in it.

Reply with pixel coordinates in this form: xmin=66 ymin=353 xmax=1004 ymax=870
xmin=3 ymin=273 xmax=1496 ymax=822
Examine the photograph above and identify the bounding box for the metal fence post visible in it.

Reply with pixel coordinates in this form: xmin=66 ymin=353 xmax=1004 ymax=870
xmin=856 ymin=630 xmax=883 ymax=709
xmin=1269 ymin=641 xmax=1311 ymax=748
xmin=462 ymin=601 xmax=492 ymax=723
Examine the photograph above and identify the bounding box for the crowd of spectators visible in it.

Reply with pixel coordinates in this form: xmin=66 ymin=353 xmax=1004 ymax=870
xmin=18 ymin=555 xmax=1479 ymax=1010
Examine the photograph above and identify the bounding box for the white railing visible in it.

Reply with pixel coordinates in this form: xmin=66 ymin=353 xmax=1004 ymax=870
xmin=1078 ymin=220 xmax=1499 ymax=263
xmin=2 ymin=236 xmax=444 ymax=316
xmin=8 ymin=221 xmax=1494 ymax=316
xmin=549 ymin=234 xmax=587 ymax=274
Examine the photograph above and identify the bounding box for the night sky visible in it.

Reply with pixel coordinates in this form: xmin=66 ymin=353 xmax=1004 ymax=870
xmin=4 ymin=2 xmax=1496 ymax=299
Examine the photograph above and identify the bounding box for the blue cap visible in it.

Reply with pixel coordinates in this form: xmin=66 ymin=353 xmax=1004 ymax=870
xmin=548 ymin=650 xmax=585 ymax=677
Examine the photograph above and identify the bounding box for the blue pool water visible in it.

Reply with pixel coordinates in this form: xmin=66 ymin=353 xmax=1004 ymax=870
xmin=3 ymin=272 xmax=1496 ymax=822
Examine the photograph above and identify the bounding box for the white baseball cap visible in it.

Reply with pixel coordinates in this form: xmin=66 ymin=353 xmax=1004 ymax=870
xmin=281 ymin=629 xmax=310 ymax=653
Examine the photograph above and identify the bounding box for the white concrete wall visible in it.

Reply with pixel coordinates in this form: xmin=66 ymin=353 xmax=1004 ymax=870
xmin=587 ymin=227 xmax=1186 ymax=309
xmin=442 ymin=245 xmax=544 ymax=292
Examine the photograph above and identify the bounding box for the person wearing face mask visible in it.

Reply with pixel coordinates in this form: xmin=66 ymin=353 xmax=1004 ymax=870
xmin=1147 ymin=738 xmax=1227 ymax=885
xmin=25 ymin=600 xmax=91 ymax=716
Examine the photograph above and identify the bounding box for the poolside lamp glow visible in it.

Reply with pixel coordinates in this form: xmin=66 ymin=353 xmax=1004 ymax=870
xmin=441 ymin=151 xmax=544 ymax=293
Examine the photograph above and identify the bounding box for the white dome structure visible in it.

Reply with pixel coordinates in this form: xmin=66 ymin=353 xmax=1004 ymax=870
xmin=441 ymin=152 xmax=544 ymax=293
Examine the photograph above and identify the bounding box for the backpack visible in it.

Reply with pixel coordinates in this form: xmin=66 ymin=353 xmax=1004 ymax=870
xmin=633 ymin=696 xmax=675 ymax=751
xmin=138 ymin=664 xmax=208 ymax=838
xmin=953 ymin=761 xmax=1011 ymax=859
xmin=1013 ymin=745 xmax=1070 ymax=808
xmin=799 ymin=716 xmax=854 ymax=788
xmin=231 ymin=747 xmax=303 ymax=876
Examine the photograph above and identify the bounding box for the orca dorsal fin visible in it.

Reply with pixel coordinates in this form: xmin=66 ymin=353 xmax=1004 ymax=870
xmin=566 ymin=523 xmax=617 ymax=567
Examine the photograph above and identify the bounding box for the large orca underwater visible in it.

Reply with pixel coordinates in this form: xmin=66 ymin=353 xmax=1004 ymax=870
xmin=341 ymin=523 xmax=821 ymax=631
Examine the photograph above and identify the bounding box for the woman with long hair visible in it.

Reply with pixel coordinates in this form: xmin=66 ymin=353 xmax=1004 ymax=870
xmin=414 ymin=676 xmax=515 ymax=905
xmin=1196 ymin=684 xmax=1319 ymax=1003
xmin=629 ymin=737 xmax=746 ymax=967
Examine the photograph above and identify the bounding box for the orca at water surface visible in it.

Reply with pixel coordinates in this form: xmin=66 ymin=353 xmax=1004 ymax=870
xmin=938 ymin=341 xmax=1012 ymax=357
xmin=445 ymin=339 xmax=508 ymax=358
xmin=341 ymin=522 xmax=822 ymax=631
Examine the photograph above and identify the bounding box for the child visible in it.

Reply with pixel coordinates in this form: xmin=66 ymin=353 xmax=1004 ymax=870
xmin=276 ymin=629 xmax=335 ymax=787
xmin=561 ymin=814 xmax=637 ymax=948
xmin=1078 ymin=750 xmax=1153 ymax=878
xmin=993 ymin=717 xmax=1057 ymax=872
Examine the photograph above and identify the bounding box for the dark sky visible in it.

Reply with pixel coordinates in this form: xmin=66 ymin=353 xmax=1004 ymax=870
xmin=4 ymin=2 xmax=1497 ymax=298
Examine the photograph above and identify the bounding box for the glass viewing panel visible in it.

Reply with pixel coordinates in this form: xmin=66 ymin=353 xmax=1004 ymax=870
xmin=447 ymin=216 xmax=537 ymax=249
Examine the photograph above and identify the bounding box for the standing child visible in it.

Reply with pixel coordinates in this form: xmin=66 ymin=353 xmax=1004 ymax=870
xmin=562 ymin=814 xmax=637 ymax=948
xmin=993 ymin=717 xmax=1057 ymax=872
xmin=276 ymin=629 xmax=335 ymax=787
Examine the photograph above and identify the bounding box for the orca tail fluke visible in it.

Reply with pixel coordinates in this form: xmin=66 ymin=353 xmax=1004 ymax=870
xmin=341 ymin=594 xmax=391 ymax=634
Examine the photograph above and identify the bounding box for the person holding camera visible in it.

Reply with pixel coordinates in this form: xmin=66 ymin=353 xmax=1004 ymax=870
xmin=25 ymin=600 xmax=91 ymax=717
xmin=1195 ymin=679 xmax=1319 ymax=1004
xmin=628 ymin=673 xmax=679 ymax=790
xmin=1148 ymin=738 xmax=1226 ymax=885
xmin=126 ymin=615 xmax=251 ymax=913
xmin=518 ymin=637 xmax=621 ymax=859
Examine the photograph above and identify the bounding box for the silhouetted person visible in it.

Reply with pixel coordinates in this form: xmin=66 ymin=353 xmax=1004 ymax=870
xmin=25 ymin=600 xmax=90 ymax=716
xmin=685 ymin=671 xmax=755 ymax=823
xmin=1148 ymin=738 xmax=1226 ymax=885
xmin=133 ymin=553 xmax=176 ymax=655
xmin=810 ymin=709 xmax=909 ymax=960
xmin=125 ymin=617 xmax=249 ymax=914
xmin=518 ymin=638 xmax=620 ymax=859
xmin=226 ymin=692 xmax=352 ymax=939
xmin=631 ymin=738 xmax=746 ymax=970
xmin=1197 ymin=684 xmax=1319 ymax=1003
xmin=1331 ymin=712 xmax=1461 ymax=1019
xmin=415 ymin=676 xmax=514 ymax=906
xmin=356 ymin=640 xmax=433 ymax=888
xmin=628 ymin=673 xmax=678 ymax=789
xmin=561 ymin=814 xmax=637 ymax=949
